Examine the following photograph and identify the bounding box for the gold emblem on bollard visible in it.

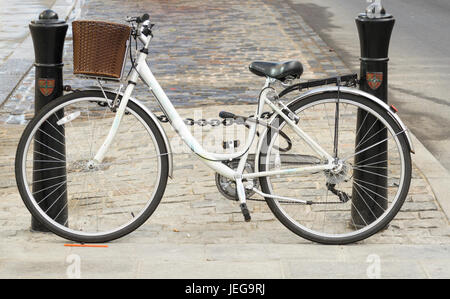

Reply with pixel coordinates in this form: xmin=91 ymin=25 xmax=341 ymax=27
xmin=366 ymin=72 xmax=383 ymax=90
xmin=38 ymin=78 xmax=55 ymax=96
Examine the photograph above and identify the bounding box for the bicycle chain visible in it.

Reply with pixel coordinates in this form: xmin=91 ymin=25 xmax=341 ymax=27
xmin=245 ymin=197 xmax=301 ymax=204
xmin=155 ymin=111 xmax=274 ymax=126
xmin=245 ymin=197 xmax=345 ymax=205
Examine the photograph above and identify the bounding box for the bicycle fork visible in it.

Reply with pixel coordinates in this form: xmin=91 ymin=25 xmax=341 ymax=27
xmin=92 ymin=80 xmax=136 ymax=165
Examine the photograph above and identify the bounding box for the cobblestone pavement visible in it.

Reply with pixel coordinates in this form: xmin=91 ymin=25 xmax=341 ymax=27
xmin=0 ymin=0 xmax=449 ymax=278
xmin=0 ymin=0 xmax=349 ymax=123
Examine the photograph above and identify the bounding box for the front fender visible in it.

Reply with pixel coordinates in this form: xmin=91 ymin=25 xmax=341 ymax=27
xmin=129 ymin=98 xmax=174 ymax=179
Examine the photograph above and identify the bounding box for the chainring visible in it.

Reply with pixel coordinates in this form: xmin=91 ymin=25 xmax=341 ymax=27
xmin=215 ymin=160 xmax=259 ymax=201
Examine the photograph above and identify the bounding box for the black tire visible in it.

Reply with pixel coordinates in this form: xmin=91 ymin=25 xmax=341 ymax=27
xmin=15 ymin=90 xmax=169 ymax=243
xmin=258 ymin=91 xmax=412 ymax=244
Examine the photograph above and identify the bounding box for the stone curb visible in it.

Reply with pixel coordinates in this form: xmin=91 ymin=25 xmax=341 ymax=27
xmin=410 ymin=132 xmax=450 ymax=222
xmin=0 ymin=0 xmax=79 ymax=108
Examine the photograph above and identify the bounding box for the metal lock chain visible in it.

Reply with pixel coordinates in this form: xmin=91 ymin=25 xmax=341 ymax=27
xmin=156 ymin=111 xmax=274 ymax=127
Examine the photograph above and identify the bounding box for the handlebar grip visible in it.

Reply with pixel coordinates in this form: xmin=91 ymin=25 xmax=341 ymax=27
xmin=137 ymin=13 xmax=150 ymax=23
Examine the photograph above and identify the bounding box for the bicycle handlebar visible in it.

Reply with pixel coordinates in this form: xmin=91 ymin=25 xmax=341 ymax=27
xmin=126 ymin=13 xmax=149 ymax=23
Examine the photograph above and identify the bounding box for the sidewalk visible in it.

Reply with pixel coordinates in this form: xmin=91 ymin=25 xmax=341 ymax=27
xmin=0 ymin=0 xmax=449 ymax=279
xmin=0 ymin=0 xmax=79 ymax=108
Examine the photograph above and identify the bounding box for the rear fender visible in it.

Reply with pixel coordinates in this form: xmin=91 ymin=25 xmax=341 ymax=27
xmin=254 ymin=86 xmax=414 ymax=172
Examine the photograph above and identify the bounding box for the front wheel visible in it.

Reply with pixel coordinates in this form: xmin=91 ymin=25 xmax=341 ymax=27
xmin=258 ymin=91 xmax=412 ymax=244
xmin=15 ymin=91 xmax=169 ymax=243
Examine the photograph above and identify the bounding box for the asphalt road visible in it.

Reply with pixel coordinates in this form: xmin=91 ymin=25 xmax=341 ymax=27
xmin=287 ymin=0 xmax=450 ymax=172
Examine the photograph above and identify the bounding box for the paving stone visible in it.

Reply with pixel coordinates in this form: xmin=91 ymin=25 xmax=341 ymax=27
xmin=419 ymin=211 xmax=446 ymax=220
xmin=402 ymin=201 xmax=439 ymax=212
xmin=411 ymin=194 xmax=436 ymax=202
xmin=191 ymin=200 xmax=217 ymax=209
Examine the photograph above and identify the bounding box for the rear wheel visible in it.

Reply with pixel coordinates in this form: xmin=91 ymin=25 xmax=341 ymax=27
xmin=258 ymin=92 xmax=411 ymax=244
xmin=15 ymin=91 xmax=169 ymax=243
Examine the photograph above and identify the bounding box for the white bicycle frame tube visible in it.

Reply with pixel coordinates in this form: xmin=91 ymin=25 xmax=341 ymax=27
xmin=93 ymin=31 xmax=334 ymax=180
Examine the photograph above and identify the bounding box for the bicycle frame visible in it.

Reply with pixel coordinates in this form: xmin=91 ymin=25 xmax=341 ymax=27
xmin=92 ymin=31 xmax=335 ymax=182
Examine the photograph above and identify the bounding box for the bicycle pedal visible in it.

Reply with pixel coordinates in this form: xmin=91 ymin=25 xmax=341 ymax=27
xmin=239 ymin=203 xmax=251 ymax=222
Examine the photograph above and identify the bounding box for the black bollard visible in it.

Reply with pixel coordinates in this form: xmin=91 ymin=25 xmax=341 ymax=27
xmin=351 ymin=2 xmax=395 ymax=227
xmin=29 ymin=10 xmax=68 ymax=231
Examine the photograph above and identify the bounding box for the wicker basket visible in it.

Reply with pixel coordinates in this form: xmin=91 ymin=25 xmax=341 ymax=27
xmin=72 ymin=20 xmax=131 ymax=80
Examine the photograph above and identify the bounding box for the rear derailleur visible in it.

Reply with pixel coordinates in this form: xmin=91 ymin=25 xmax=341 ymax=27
xmin=326 ymin=183 xmax=351 ymax=203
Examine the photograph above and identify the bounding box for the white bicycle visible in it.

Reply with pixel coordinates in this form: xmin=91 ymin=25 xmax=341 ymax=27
xmin=15 ymin=14 xmax=413 ymax=244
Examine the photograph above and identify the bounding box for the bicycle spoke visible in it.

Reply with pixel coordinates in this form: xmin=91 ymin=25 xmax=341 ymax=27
xmin=44 ymin=187 xmax=67 ymax=214
xmin=33 ymin=166 xmax=67 ymax=172
xmin=353 ymin=178 xmax=389 ymax=190
xmin=351 ymin=166 xmax=389 ymax=179
xmin=352 ymin=181 xmax=389 ymax=209
xmin=37 ymin=128 xmax=65 ymax=147
xmin=356 ymin=126 xmax=387 ymax=150
xmin=33 ymin=174 xmax=67 ymax=184
xmin=355 ymin=118 xmax=379 ymax=149
xmin=352 ymin=183 xmax=379 ymax=218
xmin=350 ymin=200 xmax=368 ymax=226
xmin=343 ymin=129 xmax=406 ymax=162
xmin=30 ymin=160 xmax=66 ymax=163
xmin=33 ymin=150 xmax=65 ymax=163
xmin=36 ymin=180 xmax=66 ymax=205
xmin=354 ymin=164 xmax=388 ymax=170
xmin=333 ymin=100 xmax=340 ymax=158
xmin=43 ymin=119 xmax=65 ymax=139
xmin=53 ymin=112 xmax=88 ymax=162
xmin=53 ymin=200 xmax=69 ymax=222
xmin=355 ymin=110 xmax=369 ymax=137
xmin=32 ymin=179 xmax=71 ymax=195
xmin=34 ymin=139 xmax=66 ymax=159
xmin=356 ymin=150 xmax=387 ymax=165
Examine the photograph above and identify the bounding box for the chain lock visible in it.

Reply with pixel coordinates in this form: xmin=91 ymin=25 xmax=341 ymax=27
xmin=155 ymin=111 xmax=274 ymax=126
